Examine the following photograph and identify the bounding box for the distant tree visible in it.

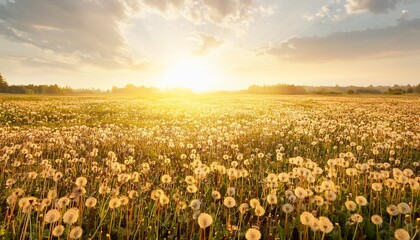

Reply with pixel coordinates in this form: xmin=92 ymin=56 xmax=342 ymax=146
xmin=347 ymin=90 xmax=355 ymax=94
xmin=407 ymin=87 xmax=413 ymax=93
xmin=0 ymin=73 xmax=8 ymax=91
xmin=414 ymin=84 xmax=420 ymax=93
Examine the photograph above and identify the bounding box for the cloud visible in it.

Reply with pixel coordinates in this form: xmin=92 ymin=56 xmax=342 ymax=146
xmin=0 ymin=0 xmax=148 ymax=70
xmin=140 ymin=0 xmax=272 ymax=31
xmin=262 ymin=18 xmax=420 ymax=62
xmin=305 ymin=4 xmax=346 ymax=23
xmin=192 ymin=33 xmax=224 ymax=56
xmin=399 ymin=9 xmax=409 ymax=20
xmin=345 ymin=0 xmax=406 ymax=14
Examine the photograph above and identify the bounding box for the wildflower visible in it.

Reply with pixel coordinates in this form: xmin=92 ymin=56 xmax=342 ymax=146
xmin=212 ymin=190 xmax=221 ymax=200
xmin=397 ymin=202 xmax=411 ymax=214
xmin=387 ymin=204 xmax=400 ymax=216
xmin=47 ymin=189 xmax=58 ymax=200
xmin=52 ymin=225 xmax=65 ymax=237
xmin=371 ymin=215 xmax=383 ymax=225
xmin=311 ymin=218 xmax=320 ymax=231
xmin=250 ymin=198 xmax=260 ymax=208
xmin=85 ymin=197 xmax=97 ymax=208
xmin=318 ymin=216 xmax=334 ymax=233
xmin=69 ymin=226 xmax=83 ymax=239
xmin=394 ymin=229 xmax=410 ymax=240
xmin=57 ymin=197 xmax=70 ymax=209
xmin=185 ymin=175 xmax=196 ymax=185
xmin=313 ymin=196 xmax=324 ymax=206
xmin=294 ymin=187 xmax=307 ymax=199
xmin=159 ymin=195 xmax=170 ymax=205
xmin=239 ymin=203 xmax=249 ymax=214
xmin=254 ymin=205 xmax=265 ymax=217
xmin=227 ymin=187 xmax=236 ymax=196
xmin=355 ymin=196 xmax=368 ymax=206
xmin=324 ymin=191 xmax=337 ymax=201
xmin=187 ymin=185 xmax=198 ymax=193
xmin=266 ymin=193 xmax=277 ymax=205
xmin=190 ymin=199 xmax=201 ymax=211
xmin=224 ymin=197 xmax=236 ymax=208
xmin=63 ymin=208 xmax=79 ymax=225
xmin=300 ymin=211 xmax=314 ymax=226
xmin=371 ymin=183 xmax=383 ymax=192
xmin=109 ymin=197 xmax=121 ymax=209
xmin=350 ymin=213 xmax=363 ymax=223
xmin=161 ymin=174 xmax=172 ymax=184
xmin=278 ymin=173 xmax=289 ymax=183
xmin=282 ymin=203 xmax=294 ymax=214
xmin=44 ymin=209 xmax=60 ymax=223
xmin=245 ymin=228 xmax=261 ymax=240
xmin=151 ymin=189 xmax=164 ymax=200
xmin=120 ymin=196 xmax=129 ymax=205
xmin=345 ymin=200 xmax=357 ymax=212
xmin=197 ymin=213 xmax=213 ymax=229
xmin=177 ymin=201 xmax=187 ymax=210
xmin=75 ymin=177 xmax=87 ymax=187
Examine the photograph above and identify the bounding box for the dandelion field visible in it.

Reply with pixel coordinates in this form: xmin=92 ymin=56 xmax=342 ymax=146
xmin=0 ymin=95 xmax=419 ymax=240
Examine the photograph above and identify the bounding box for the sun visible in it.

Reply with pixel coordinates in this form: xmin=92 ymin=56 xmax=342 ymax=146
xmin=161 ymin=58 xmax=216 ymax=92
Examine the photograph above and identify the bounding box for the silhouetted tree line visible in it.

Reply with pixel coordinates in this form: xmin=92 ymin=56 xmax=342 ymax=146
xmin=248 ymin=83 xmax=420 ymax=95
xmin=248 ymin=84 xmax=307 ymax=95
xmin=0 ymin=73 xmax=101 ymax=94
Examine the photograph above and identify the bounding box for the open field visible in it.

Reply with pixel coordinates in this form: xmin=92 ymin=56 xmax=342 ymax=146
xmin=0 ymin=95 xmax=419 ymax=240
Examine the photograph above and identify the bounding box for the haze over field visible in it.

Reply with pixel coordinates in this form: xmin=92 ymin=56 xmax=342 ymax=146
xmin=0 ymin=0 xmax=420 ymax=91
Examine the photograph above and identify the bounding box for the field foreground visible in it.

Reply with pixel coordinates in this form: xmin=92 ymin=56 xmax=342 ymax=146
xmin=0 ymin=95 xmax=419 ymax=240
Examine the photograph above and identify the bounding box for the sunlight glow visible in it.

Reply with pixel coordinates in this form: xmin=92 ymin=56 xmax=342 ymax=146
xmin=161 ymin=58 xmax=217 ymax=92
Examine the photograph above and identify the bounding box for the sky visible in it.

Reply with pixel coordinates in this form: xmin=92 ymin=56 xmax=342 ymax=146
xmin=0 ymin=0 xmax=419 ymax=91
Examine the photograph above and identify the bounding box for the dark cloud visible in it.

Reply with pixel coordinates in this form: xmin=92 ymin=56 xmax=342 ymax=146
xmin=192 ymin=33 xmax=224 ymax=56
xmin=263 ymin=18 xmax=420 ymax=62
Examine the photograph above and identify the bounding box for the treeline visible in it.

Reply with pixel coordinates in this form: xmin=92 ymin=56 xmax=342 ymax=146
xmin=248 ymin=84 xmax=307 ymax=94
xmin=0 ymin=73 xmax=101 ymax=94
xmin=306 ymin=84 xmax=420 ymax=95
xmin=247 ymin=84 xmax=420 ymax=95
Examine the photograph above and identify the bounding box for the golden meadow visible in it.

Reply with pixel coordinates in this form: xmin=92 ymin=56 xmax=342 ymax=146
xmin=0 ymin=95 xmax=419 ymax=240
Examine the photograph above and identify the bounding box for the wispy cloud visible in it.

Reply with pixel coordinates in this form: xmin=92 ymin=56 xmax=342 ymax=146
xmin=0 ymin=0 xmax=150 ymax=70
xmin=191 ymin=32 xmax=224 ymax=56
xmin=345 ymin=0 xmax=409 ymax=14
xmin=261 ymin=18 xmax=420 ymax=62
xmin=140 ymin=0 xmax=273 ymax=32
